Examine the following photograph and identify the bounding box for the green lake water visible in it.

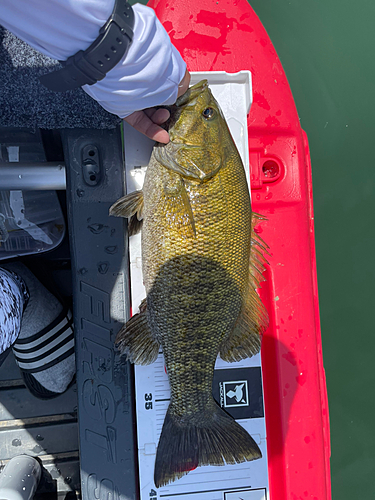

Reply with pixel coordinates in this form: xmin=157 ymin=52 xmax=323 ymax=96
xmin=250 ymin=1 xmax=375 ymax=497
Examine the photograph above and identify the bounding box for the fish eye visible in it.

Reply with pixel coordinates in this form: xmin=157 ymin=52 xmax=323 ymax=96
xmin=202 ymin=107 xmax=215 ymax=120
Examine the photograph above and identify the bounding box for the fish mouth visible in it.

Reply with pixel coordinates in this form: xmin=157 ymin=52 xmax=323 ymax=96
xmin=155 ymin=79 xmax=219 ymax=181
xmin=161 ymin=80 xmax=210 ymax=134
xmin=161 ymin=104 xmax=178 ymax=133
xmin=176 ymin=79 xmax=208 ymax=107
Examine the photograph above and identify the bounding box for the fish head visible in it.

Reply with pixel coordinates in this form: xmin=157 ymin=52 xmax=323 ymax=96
xmin=172 ymin=80 xmax=226 ymax=147
xmin=154 ymin=80 xmax=229 ymax=182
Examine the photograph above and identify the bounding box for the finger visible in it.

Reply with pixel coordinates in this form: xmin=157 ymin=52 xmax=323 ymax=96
xmin=144 ymin=107 xmax=170 ymax=125
xmin=177 ymin=69 xmax=191 ymax=98
xmin=124 ymin=111 xmax=170 ymax=144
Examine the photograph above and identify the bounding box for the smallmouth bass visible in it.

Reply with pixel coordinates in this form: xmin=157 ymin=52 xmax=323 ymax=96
xmin=110 ymin=80 xmax=269 ymax=487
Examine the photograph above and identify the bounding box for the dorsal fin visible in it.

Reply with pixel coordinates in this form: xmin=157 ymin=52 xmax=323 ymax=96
xmin=219 ymin=213 xmax=269 ymax=362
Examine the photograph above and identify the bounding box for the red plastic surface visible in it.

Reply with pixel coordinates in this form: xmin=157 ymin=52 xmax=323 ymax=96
xmin=149 ymin=1 xmax=331 ymax=499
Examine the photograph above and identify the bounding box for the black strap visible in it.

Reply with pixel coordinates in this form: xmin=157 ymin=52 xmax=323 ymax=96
xmin=40 ymin=0 xmax=134 ymax=92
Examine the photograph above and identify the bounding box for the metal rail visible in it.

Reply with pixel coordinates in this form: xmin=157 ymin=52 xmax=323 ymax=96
xmin=0 ymin=163 xmax=66 ymax=190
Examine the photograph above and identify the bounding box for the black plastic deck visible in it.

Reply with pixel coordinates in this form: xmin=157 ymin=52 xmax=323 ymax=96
xmin=62 ymin=128 xmax=137 ymax=500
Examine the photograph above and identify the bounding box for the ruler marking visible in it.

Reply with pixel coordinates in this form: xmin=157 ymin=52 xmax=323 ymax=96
xmin=159 ymin=485 xmax=262 ymax=497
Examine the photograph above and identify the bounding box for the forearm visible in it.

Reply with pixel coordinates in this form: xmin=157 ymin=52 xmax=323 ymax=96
xmin=0 ymin=0 xmax=186 ymax=117
xmin=0 ymin=0 xmax=113 ymax=60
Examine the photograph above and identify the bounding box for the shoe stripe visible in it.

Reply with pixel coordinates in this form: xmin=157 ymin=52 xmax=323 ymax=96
xmin=13 ymin=317 xmax=73 ymax=354
xmin=15 ymin=306 xmax=71 ymax=345
xmin=14 ymin=309 xmax=72 ymax=351
xmin=14 ymin=328 xmax=74 ymax=363
xmin=19 ymin=347 xmax=75 ymax=374
xmin=15 ymin=337 xmax=74 ymax=371
xmin=13 ymin=326 xmax=74 ymax=361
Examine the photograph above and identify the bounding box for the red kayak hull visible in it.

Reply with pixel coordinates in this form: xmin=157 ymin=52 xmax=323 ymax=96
xmin=149 ymin=1 xmax=331 ymax=499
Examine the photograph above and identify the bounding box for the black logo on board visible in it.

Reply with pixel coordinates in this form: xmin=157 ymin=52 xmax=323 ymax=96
xmin=223 ymin=381 xmax=249 ymax=407
xmin=213 ymin=367 xmax=264 ymax=420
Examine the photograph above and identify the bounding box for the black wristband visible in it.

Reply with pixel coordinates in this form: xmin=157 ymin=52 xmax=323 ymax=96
xmin=39 ymin=0 xmax=134 ymax=92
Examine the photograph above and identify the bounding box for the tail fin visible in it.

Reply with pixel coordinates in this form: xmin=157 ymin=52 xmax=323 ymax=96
xmin=154 ymin=399 xmax=261 ymax=487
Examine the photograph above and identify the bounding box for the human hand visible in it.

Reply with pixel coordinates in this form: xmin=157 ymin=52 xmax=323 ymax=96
xmin=123 ymin=69 xmax=191 ymax=144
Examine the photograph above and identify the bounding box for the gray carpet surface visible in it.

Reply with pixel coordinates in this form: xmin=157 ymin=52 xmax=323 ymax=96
xmin=0 ymin=27 xmax=121 ymax=130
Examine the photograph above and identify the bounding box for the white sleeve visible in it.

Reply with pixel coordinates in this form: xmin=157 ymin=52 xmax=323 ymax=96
xmin=0 ymin=1 xmax=187 ymax=117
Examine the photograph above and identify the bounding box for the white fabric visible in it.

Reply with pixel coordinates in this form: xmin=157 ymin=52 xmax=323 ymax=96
xmin=0 ymin=269 xmax=23 ymax=353
xmin=0 ymin=1 xmax=186 ymax=117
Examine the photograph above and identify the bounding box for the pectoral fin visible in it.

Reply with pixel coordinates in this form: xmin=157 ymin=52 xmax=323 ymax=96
xmin=115 ymin=299 xmax=159 ymax=365
xmin=179 ymin=181 xmax=196 ymax=237
xmin=219 ymin=213 xmax=269 ymax=362
xmin=163 ymin=175 xmax=196 ymax=237
xmin=109 ymin=190 xmax=144 ymax=235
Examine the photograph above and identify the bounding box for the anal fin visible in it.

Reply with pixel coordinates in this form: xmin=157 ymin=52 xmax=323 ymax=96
xmin=219 ymin=213 xmax=269 ymax=362
xmin=115 ymin=299 xmax=159 ymax=365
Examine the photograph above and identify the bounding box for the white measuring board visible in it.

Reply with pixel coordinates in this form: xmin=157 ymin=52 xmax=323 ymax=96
xmin=123 ymin=72 xmax=270 ymax=500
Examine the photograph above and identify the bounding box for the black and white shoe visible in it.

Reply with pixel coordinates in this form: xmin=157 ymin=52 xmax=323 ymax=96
xmin=12 ymin=305 xmax=75 ymax=400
